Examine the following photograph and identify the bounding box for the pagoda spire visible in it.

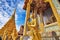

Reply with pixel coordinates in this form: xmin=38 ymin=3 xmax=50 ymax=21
xmin=0 ymin=9 xmax=17 ymax=40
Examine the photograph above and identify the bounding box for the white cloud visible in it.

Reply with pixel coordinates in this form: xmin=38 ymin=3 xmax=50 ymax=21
xmin=0 ymin=17 xmax=9 ymax=29
xmin=0 ymin=1 xmax=2 ymax=4
xmin=0 ymin=10 xmax=9 ymax=29
xmin=18 ymin=2 xmax=23 ymax=9
xmin=16 ymin=23 xmax=24 ymax=32
xmin=0 ymin=18 xmax=9 ymax=29
xmin=16 ymin=24 xmax=20 ymax=32
xmin=17 ymin=1 xmax=25 ymax=13
xmin=0 ymin=25 xmax=3 ymax=29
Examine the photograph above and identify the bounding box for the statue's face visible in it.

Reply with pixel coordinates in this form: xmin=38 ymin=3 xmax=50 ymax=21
xmin=31 ymin=13 xmax=35 ymax=19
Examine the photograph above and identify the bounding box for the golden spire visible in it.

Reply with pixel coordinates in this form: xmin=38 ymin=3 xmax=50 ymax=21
xmin=0 ymin=9 xmax=17 ymax=36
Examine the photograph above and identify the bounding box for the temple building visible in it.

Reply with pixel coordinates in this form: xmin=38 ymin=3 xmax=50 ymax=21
xmin=20 ymin=0 xmax=60 ymax=40
xmin=0 ymin=0 xmax=60 ymax=40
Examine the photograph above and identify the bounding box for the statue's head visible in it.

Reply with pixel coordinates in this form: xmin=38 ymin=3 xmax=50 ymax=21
xmin=30 ymin=13 xmax=36 ymax=19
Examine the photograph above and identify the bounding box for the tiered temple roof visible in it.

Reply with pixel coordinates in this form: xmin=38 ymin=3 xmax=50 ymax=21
xmin=23 ymin=0 xmax=50 ymax=15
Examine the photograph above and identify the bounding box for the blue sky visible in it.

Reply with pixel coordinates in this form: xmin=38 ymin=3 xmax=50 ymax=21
xmin=0 ymin=0 xmax=26 ymax=31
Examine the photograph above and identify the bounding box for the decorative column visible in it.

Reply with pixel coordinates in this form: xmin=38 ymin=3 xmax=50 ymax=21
xmin=23 ymin=0 xmax=32 ymax=35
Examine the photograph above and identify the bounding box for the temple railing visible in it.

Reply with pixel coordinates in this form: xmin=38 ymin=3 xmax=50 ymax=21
xmin=20 ymin=36 xmax=60 ymax=40
xmin=42 ymin=36 xmax=60 ymax=40
xmin=0 ymin=34 xmax=60 ymax=40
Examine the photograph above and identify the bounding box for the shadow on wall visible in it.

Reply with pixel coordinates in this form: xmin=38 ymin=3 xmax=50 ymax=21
xmin=52 ymin=31 xmax=59 ymax=40
xmin=0 ymin=36 xmax=2 ymax=40
xmin=58 ymin=0 xmax=60 ymax=3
